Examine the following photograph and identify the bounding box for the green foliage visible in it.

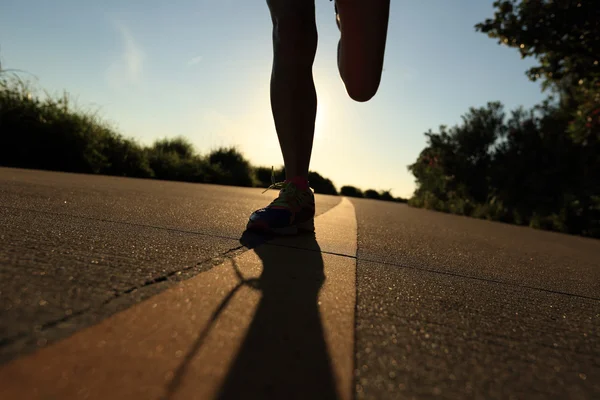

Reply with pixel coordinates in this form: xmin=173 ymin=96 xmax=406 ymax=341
xmin=364 ymin=189 xmax=381 ymax=200
xmin=409 ymin=102 xmax=506 ymax=205
xmin=252 ymin=168 xmax=338 ymax=195
xmin=408 ymin=0 xmax=600 ymax=238
xmin=100 ymin=134 xmax=154 ymax=178
xmin=152 ymin=137 xmax=195 ymax=159
xmin=307 ymin=171 xmax=338 ymax=195
xmin=146 ymin=138 xmax=212 ymax=183
xmin=475 ymin=0 xmax=599 ymax=91
xmin=379 ymin=190 xmax=394 ymax=201
xmin=207 ymin=147 xmax=255 ymax=187
xmin=476 ymin=0 xmax=600 ymax=196
xmin=340 ymin=186 xmax=403 ymax=203
xmin=408 ymin=100 xmax=599 ymax=237
xmin=254 ymin=166 xmax=285 ymax=188
xmin=0 ymin=73 xmax=109 ymax=173
xmin=341 ymin=186 xmax=364 ymax=198
xmin=0 ymin=73 xmax=347 ymax=194
xmin=0 ymin=74 xmax=249 ymax=186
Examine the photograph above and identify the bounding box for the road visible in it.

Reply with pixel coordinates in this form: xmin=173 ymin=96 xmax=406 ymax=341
xmin=0 ymin=167 xmax=598 ymax=399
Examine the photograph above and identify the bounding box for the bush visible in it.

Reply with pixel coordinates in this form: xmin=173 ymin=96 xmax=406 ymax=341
xmin=341 ymin=186 xmax=363 ymax=198
xmin=152 ymin=137 xmax=195 ymax=159
xmin=0 ymin=70 xmax=347 ymax=196
xmin=147 ymin=138 xmax=208 ymax=182
xmin=529 ymin=213 xmax=554 ymax=231
xmin=420 ymin=192 xmax=446 ymax=212
xmin=408 ymin=197 xmax=423 ymax=208
xmin=1 ymin=73 xmax=114 ymax=174
xmin=308 ymin=171 xmax=338 ymax=195
xmin=446 ymin=197 xmax=471 ymax=216
xmin=253 ymin=168 xmax=338 ymax=195
xmin=207 ymin=147 xmax=254 ymax=187
xmin=99 ymin=134 xmax=154 ymax=178
xmin=379 ymin=190 xmax=394 ymax=201
xmin=364 ymin=189 xmax=381 ymax=200
xmin=254 ymin=166 xmax=285 ymax=188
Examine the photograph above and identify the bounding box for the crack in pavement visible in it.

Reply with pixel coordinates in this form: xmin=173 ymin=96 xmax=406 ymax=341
xmin=0 ymin=243 xmax=251 ymax=365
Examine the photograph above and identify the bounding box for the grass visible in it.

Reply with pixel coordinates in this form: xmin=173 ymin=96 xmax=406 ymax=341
xmin=0 ymin=71 xmax=402 ymax=202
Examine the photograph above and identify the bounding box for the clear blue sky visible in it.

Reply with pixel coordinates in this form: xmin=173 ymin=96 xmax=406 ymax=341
xmin=1 ymin=0 xmax=546 ymax=197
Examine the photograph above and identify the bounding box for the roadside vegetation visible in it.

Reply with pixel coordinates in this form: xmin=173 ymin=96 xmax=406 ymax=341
xmin=0 ymin=69 xmax=402 ymax=202
xmin=408 ymin=0 xmax=599 ymax=238
xmin=2 ymin=1 xmax=597 ymax=237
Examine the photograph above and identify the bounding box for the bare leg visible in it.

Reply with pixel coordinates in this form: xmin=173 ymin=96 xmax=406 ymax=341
xmin=336 ymin=0 xmax=390 ymax=102
xmin=267 ymin=0 xmax=318 ymax=180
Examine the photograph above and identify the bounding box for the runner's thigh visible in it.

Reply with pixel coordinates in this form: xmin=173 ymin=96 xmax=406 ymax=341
xmin=267 ymin=0 xmax=315 ymax=21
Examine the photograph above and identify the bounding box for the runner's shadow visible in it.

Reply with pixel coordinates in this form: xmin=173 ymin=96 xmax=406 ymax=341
xmin=216 ymin=230 xmax=340 ymax=400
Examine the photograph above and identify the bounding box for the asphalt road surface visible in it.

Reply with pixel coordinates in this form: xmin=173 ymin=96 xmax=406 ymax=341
xmin=0 ymin=167 xmax=598 ymax=400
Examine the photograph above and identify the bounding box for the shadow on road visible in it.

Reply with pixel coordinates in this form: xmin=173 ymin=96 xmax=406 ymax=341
xmin=164 ymin=230 xmax=339 ymax=400
xmin=215 ymin=230 xmax=339 ymax=400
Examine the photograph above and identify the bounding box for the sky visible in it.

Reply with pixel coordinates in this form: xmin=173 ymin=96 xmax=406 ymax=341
xmin=0 ymin=0 xmax=547 ymax=198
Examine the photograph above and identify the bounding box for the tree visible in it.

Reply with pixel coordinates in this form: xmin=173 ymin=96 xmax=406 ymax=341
xmin=474 ymin=0 xmax=600 ymax=235
xmin=475 ymin=0 xmax=599 ymax=92
xmin=475 ymin=0 xmax=600 ymax=145
xmin=409 ymin=102 xmax=506 ymax=208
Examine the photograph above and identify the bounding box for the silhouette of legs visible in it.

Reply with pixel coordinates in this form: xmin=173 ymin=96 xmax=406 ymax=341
xmin=267 ymin=0 xmax=318 ymax=180
xmin=248 ymin=0 xmax=389 ymax=234
xmin=266 ymin=0 xmax=390 ymax=180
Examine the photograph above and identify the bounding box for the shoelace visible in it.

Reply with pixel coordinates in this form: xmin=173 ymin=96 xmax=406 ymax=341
xmin=262 ymin=167 xmax=300 ymax=208
xmin=270 ymin=184 xmax=298 ymax=208
xmin=262 ymin=166 xmax=284 ymax=194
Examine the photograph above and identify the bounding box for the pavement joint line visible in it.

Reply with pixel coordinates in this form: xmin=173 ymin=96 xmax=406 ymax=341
xmin=0 ymin=203 xmax=355 ymax=261
xmin=0 ymin=197 xmax=353 ymax=358
xmin=354 ymin=218 xmax=600 ymax=303
xmin=0 ymin=196 xmax=358 ymax=400
xmin=260 ymin=242 xmax=357 ymax=260
xmin=0 ymin=198 xmax=350 ymax=354
xmin=0 ymin=244 xmax=250 ymax=356
xmin=0 ymin=204 xmax=246 ymax=243
xmin=359 ymin=257 xmax=600 ymax=302
xmin=1 ymin=200 xmax=343 ymax=246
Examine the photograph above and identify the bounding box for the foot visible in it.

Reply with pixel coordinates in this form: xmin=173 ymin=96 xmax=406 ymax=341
xmin=334 ymin=0 xmax=390 ymax=102
xmin=247 ymin=177 xmax=316 ymax=235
